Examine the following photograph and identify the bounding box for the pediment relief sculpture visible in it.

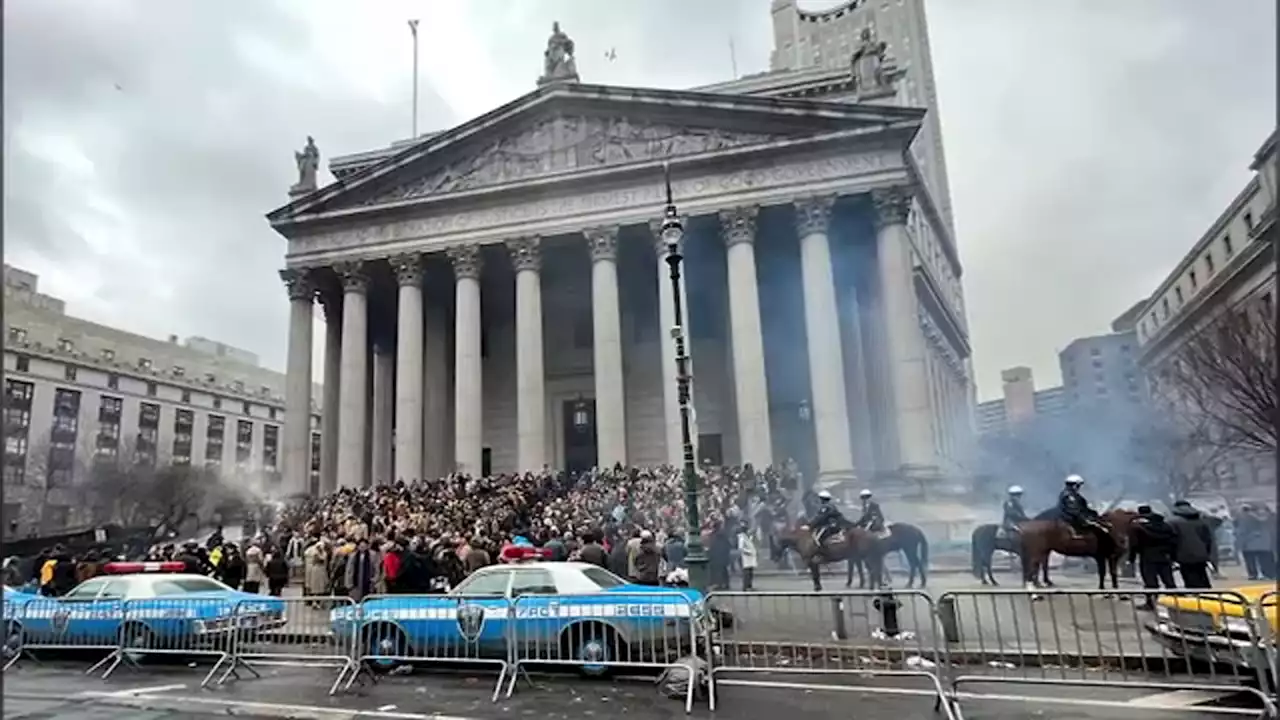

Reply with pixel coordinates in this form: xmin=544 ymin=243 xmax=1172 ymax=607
xmin=362 ymin=116 xmax=794 ymax=206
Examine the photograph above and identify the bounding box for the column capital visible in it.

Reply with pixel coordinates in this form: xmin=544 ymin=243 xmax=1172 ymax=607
xmin=794 ymin=194 xmax=836 ymax=237
xmin=447 ymin=244 xmax=483 ymax=280
xmin=333 ymin=261 xmax=368 ymax=294
xmin=871 ymin=187 xmax=913 ymax=229
xmin=585 ymin=226 xmax=619 ymax=262
xmin=279 ymin=268 xmax=315 ymax=301
xmin=719 ymin=205 xmax=759 ymax=248
xmin=507 ymin=236 xmax=542 ymax=273
xmin=390 ymin=253 xmax=425 ymax=287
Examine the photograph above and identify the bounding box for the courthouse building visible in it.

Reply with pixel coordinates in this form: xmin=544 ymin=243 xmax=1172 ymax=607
xmin=270 ymin=1 xmax=975 ymax=499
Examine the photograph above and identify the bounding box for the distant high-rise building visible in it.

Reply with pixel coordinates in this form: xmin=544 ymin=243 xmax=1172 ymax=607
xmin=1058 ymin=330 xmax=1144 ymax=411
xmin=976 ymin=367 xmax=1064 ymax=436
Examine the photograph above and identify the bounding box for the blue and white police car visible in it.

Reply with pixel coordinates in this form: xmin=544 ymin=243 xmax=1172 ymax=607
xmin=3 ymin=562 xmax=287 ymax=656
xmin=332 ymin=548 xmax=708 ymax=675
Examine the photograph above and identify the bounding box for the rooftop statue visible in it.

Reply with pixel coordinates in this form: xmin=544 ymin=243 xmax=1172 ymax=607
xmin=538 ymin=21 xmax=579 ymax=86
xmin=291 ymin=135 xmax=319 ymax=196
xmin=850 ymin=26 xmax=899 ymax=97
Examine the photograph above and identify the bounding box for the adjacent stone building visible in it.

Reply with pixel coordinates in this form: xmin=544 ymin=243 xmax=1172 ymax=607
xmin=2 ymin=265 xmax=321 ymax=534
xmin=271 ymin=12 xmax=975 ymax=501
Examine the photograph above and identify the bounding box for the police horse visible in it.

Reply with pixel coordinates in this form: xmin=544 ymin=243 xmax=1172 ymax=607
xmin=769 ymin=521 xmax=886 ymax=592
xmin=848 ymin=522 xmax=931 ymax=589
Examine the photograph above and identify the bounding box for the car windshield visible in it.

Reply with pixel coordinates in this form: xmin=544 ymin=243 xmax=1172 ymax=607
xmin=580 ymin=566 xmax=627 ymax=589
xmin=451 ymin=570 xmax=510 ymax=596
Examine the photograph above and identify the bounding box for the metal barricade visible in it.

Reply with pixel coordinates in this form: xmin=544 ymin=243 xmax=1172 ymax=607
xmin=214 ymin=595 xmax=358 ymax=695
xmin=99 ymin=597 xmax=246 ymax=687
xmin=1255 ymin=591 xmax=1277 ymax=697
xmin=704 ymin=589 xmax=955 ymax=717
xmin=937 ymin=588 xmax=1277 ymax=718
xmin=347 ymin=593 xmax=512 ymax=701
xmin=4 ymin=596 xmax=124 ymax=675
xmin=505 ymin=591 xmax=701 ymax=713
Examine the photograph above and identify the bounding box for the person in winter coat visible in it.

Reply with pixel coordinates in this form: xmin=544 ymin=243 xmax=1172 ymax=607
xmin=1128 ymin=505 xmax=1179 ymax=608
xmin=1169 ymin=501 xmax=1216 ymax=589
xmin=243 ymin=545 xmax=266 ymax=595
xmin=663 ymin=533 xmax=688 ymax=571
xmin=576 ymin=532 xmax=608 ymax=568
xmin=343 ymin=539 xmax=380 ymax=602
xmin=303 ymin=540 xmax=330 ymax=596
xmin=631 ymin=532 xmax=661 ymax=586
xmin=219 ymin=544 xmax=247 ymax=590
xmin=264 ymin=551 xmax=289 ymax=597
xmin=607 ymin=535 xmax=630 ymax=577
xmin=736 ymin=527 xmax=758 ymax=591
xmin=1235 ymin=505 xmax=1276 ymax=580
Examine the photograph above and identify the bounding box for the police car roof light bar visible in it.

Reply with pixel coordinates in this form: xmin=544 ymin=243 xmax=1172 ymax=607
xmin=103 ymin=561 xmax=187 ymax=574
xmin=501 ymin=545 xmax=553 ymax=563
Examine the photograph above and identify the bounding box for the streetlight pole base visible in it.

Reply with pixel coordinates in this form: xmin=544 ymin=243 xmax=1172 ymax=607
xmin=684 ymin=549 xmax=710 ymax=593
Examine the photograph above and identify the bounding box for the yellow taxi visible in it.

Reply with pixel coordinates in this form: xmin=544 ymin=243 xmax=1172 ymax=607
xmin=1146 ymin=582 xmax=1277 ymax=678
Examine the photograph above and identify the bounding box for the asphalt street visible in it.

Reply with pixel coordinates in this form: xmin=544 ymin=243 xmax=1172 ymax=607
xmin=2 ymin=662 xmax=1266 ymax=720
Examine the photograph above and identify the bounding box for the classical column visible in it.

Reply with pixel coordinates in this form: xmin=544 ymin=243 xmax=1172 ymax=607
xmin=449 ymin=244 xmax=484 ymax=476
xmin=508 ymin=236 xmax=547 ymax=471
xmin=334 ymin=261 xmax=369 ymax=490
xmin=873 ymin=187 xmax=936 ymax=472
xmin=649 ymin=219 xmax=698 ymax=465
xmin=371 ymin=337 xmax=395 ymax=485
xmin=319 ymin=290 xmax=342 ymax=494
xmin=719 ymin=206 xmax=773 ymax=468
xmin=795 ymin=195 xmax=855 ymax=482
xmin=422 ymin=295 xmax=449 ymax=479
xmin=280 ymin=268 xmax=314 ymax=497
xmin=586 ymin=227 xmax=627 ymax=467
xmin=391 ymin=253 xmax=425 ymax=484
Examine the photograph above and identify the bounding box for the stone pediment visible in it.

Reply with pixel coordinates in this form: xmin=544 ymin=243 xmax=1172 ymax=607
xmin=269 ymin=83 xmax=923 ymax=223
xmin=366 ymin=115 xmax=794 ymax=206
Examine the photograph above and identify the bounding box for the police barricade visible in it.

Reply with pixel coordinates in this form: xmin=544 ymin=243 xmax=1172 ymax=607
xmin=346 ymin=593 xmax=513 ymax=701
xmin=1256 ymin=591 xmax=1277 ymax=697
xmin=703 ymin=590 xmax=955 ymax=717
xmin=3 ymin=597 xmax=123 ymax=675
xmin=97 ymin=597 xmax=244 ymax=687
xmin=213 ymin=595 xmax=359 ymax=696
xmin=936 ymin=588 xmax=1278 ymax=717
xmin=505 ymin=591 xmax=701 ymax=714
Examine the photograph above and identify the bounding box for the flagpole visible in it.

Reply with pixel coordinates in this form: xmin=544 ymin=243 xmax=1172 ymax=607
xmin=408 ymin=19 xmax=420 ymax=139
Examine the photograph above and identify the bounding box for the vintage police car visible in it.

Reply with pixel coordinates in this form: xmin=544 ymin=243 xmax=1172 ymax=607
xmin=332 ymin=552 xmax=707 ymax=675
xmin=3 ymin=562 xmax=287 ymax=655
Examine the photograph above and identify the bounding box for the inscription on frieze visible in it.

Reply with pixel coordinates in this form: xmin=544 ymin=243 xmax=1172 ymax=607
xmin=365 ymin=116 xmax=794 ymax=205
xmin=292 ymin=151 xmax=900 ymax=256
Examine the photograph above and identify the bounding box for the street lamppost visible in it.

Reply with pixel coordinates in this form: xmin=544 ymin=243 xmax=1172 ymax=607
xmin=659 ymin=162 xmax=708 ymax=592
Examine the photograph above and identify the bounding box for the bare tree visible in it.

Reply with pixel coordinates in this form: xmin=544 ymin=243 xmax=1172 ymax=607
xmin=1129 ymin=408 xmax=1237 ymax=505
xmin=77 ymin=438 xmax=232 ymax=533
xmin=1161 ymin=304 xmax=1276 ymax=452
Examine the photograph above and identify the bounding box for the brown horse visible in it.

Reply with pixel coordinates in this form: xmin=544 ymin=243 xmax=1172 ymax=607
xmin=770 ymin=521 xmax=885 ymax=592
xmin=1017 ymin=509 xmax=1136 ymax=590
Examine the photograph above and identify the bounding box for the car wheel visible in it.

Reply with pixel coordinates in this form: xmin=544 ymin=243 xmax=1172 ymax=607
xmin=360 ymin=624 xmax=408 ymax=674
xmin=118 ymin=623 xmax=154 ymax=664
xmin=563 ymin=623 xmax=621 ymax=677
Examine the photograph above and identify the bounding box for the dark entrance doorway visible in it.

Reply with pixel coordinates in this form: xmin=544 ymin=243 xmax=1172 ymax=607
xmin=563 ymin=398 xmax=598 ymax=476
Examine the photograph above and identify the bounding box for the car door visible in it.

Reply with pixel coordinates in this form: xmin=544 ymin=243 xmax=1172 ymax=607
xmin=509 ymin=568 xmax=562 ymax=655
xmin=35 ymin=578 xmax=109 ymax=646
xmin=447 ymin=569 xmax=512 ymax=658
xmin=82 ymin=579 xmax=129 ymax=647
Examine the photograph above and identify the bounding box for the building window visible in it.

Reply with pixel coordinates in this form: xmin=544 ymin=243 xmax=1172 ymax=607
xmin=48 ymin=389 xmax=82 ymax=488
xmin=263 ymin=424 xmax=279 ymax=471
xmin=64 ymin=365 xmax=77 ymax=382
xmin=232 ymin=380 xmax=244 ymax=393
xmin=1262 ymin=293 xmax=1274 ymax=318
xmin=212 ymin=396 xmax=222 ymax=410
xmin=137 ymin=402 xmax=160 ymax=465
xmin=1175 ymin=286 xmax=1184 ymax=305
xmin=1244 ymin=210 xmax=1254 ymax=231
xmin=236 ymin=420 xmax=253 ymax=465
xmin=268 ymin=407 xmax=277 ymax=421
xmin=1189 ymin=269 xmax=1197 ymax=290
xmin=1223 ymin=234 xmax=1233 ymax=255
xmin=4 ymin=380 xmax=34 ymax=486
xmin=15 ymin=356 xmax=29 ymax=372
xmin=107 ymin=373 xmax=119 ymax=390
xmin=8 ymin=327 xmax=27 ymax=344
xmin=181 ymin=390 xmax=191 ymax=404
xmin=101 ymin=348 xmax=115 ymax=362
xmin=1205 ymin=253 xmax=1215 ymax=275
xmin=172 ymin=409 xmax=194 ymax=466
xmin=146 ymin=382 xmax=157 ymax=397
xmin=309 ymin=432 xmax=322 ymax=494
xmin=96 ymin=396 xmax=123 ymax=460
xmin=206 ymin=415 xmax=226 ymax=466
xmin=242 ymin=401 xmax=252 ymax=416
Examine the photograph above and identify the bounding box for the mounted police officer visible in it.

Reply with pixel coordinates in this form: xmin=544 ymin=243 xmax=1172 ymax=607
xmin=1001 ymin=485 xmax=1028 ymax=539
xmin=809 ymin=490 xmax=846 ymax=547
xmin=853 ymin=489 xmax=886 ymax=535
xmin=1058 ymin=474 xmax=1105 ymax=541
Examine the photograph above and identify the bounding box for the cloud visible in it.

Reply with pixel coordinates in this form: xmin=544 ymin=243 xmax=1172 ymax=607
xmin=4 ymin=0 xmax=1274 ymax=405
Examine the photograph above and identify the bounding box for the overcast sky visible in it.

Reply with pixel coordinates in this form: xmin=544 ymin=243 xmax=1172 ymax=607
xmin=3 ymin=0 xmax=1275 ymax=400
